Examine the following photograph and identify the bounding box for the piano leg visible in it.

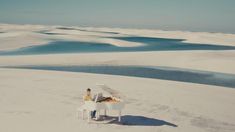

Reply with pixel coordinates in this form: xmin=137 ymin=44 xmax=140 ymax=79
xmin=82 ymin=110 xmax=84 ymax=120
xmin=77 ymin=108 xmax=84 ymax=120
xmin=118 ymin=110 xmax=122 ymax=122
xmin=95 ymin=110 xmax=99 ymax=120
xmin=87 ymin=111 xmax=91 ymax=123
xmin=104 ymin=109 xmax=107 ymax=117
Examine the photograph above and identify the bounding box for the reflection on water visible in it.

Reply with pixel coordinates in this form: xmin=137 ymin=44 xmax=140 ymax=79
xmin=0 ymin=41 xmax=116 ymax=55
xmin=112 ymin=36 xmax=235 ymax=51
xmin=8 ymin=65 xmax=235 ymax=88
xmin=0 ymin=36 xmax=235 ymax=55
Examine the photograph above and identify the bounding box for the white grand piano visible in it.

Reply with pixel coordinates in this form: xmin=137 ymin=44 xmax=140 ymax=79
xmin=78 ymin=93 xmax=125 ymax=122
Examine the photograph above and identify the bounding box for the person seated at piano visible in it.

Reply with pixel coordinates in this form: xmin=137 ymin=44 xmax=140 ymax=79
xmin=83 ymin=88 xmax=96 ymax=119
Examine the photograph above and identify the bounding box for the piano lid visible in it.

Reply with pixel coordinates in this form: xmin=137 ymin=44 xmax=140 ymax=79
xmin=96 ymin=84 xmax=126 ymax=100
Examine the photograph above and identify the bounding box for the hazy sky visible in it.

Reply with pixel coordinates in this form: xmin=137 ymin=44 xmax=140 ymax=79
xmin=0 ymin=0 xmax=235 ymax=33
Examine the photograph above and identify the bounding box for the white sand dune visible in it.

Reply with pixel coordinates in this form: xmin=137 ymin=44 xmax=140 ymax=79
xmin=0 ymin=23 xmax=235 ymax=132
xmin=85 ymin=27 xmax=235 ymax=46
xmin=1 ymin=23 xmax=235 ymax=51
xmin=0 ymin=24 xmax=143 ymax=51
xmin=0 ymin=68 xmax=235 ymax=132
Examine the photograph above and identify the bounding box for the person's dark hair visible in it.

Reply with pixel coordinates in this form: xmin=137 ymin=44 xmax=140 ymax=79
xmin=87 ymin=88 xmax=91 ymax=92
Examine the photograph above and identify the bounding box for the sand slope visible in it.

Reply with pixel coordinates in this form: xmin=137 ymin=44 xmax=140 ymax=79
xmin=0 ymin=68 xmax=235 ymax=132
xmin=0 ymin=50 xmax=235 ymax=74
